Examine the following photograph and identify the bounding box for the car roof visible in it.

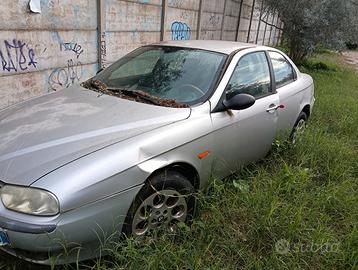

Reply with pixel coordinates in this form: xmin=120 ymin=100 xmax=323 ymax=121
xmin=151 ymin=40 xmax=257 ymax=55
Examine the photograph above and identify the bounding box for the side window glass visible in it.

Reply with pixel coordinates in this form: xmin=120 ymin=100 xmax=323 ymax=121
xmin=225 ymin=52 xmax=271 ymax=99
xmin=269 ymin=51 xmax=295 ymax=88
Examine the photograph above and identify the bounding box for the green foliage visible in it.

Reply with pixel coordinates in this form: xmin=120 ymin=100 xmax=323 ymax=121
xmin=262 ymin=0 xmax=358 ymax=63
xmin=346 ymin=42 xmax=358 ymax=50
xmin=0 ymin=53 xmax=357 ymax=270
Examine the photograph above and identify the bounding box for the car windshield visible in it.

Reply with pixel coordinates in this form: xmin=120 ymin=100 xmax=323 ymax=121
xmin=87 ymin=46 xmax=226 ymax=105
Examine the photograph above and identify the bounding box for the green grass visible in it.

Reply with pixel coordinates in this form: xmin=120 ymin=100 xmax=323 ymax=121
xmin=1 ymin=53 xmax=357 ymax=270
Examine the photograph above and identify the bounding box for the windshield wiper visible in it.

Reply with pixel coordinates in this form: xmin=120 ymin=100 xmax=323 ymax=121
xmin=108 ymin=88 xmax=160 ymax=105
xmin=81 ymin=79 xmax=189 ymax=108
xmin=106 ymin=88 xmax=189 ymax=108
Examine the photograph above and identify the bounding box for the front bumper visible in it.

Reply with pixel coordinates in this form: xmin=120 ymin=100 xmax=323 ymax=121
xmin=0 ymin=216 xmax=56 ymax=234
xmin=0 ymin=184 xmax=143 ymax=265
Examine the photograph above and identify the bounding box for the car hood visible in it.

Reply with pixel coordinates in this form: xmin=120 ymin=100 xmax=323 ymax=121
xmin=0 ymin=86 xmax=190 ymax=186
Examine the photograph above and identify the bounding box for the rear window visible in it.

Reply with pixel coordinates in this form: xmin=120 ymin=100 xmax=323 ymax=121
xmin=269 ymin=51 xmax=295 ymax=88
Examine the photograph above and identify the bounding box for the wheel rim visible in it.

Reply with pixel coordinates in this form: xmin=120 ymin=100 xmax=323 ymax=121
xmin=292 ymin=119 xmax=306 ymax=144
xmin=132 ymin=190 xmax=188 ymax=237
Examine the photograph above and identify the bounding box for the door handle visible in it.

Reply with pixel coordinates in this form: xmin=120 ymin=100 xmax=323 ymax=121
xmin=266 ymin=104 xmax=284 ymax=113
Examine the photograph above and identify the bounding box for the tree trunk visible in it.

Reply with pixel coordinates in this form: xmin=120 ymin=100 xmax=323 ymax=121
xmin=288 ymin=36 xmax=308 ymax=64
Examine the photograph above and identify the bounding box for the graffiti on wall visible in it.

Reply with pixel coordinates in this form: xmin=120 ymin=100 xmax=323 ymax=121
xmin=48 ymin=59 xmax=83 ymax=91
xmin=171 ymin=22 xmax=191 ymax=40
xmin=169 ymin=0 xmax=184 ymax=8
xmin=60 ymin=42 xmax=84 ymax=59
xmin=100 ymin=31 xmax=107 ymax=69
xmin=209 ymin=14 xmax=221 ymax=27
xmin=0 ymin=39 xmax=37 ymax=72
xmin=48 ymin=39 xmax=84 ymax=91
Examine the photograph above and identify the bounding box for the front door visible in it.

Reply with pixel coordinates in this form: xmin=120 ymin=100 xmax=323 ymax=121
xmin=210 ymin=51 xmax=280 ymax=178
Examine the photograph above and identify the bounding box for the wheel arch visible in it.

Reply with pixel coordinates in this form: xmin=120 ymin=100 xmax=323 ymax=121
xmin=302 ymin=104 xmax=311 ymax=119
xmin=143 ymin=162 xmax=201 ymax=191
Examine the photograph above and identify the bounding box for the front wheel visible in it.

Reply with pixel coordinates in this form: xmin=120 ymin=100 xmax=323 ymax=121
xmin=123 ymin=171 xmax=196 ymax=238
xmin=290 ymin=111 xmax=308 ymax=144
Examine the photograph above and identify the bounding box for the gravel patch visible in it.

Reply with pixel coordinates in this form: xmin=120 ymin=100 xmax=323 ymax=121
xmin=342 ymin=51 xmax=358 ymax=72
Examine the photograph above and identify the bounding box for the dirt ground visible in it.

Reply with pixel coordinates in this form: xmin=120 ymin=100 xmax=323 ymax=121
xmin=342 ymin=50 xmax=358 ymax=71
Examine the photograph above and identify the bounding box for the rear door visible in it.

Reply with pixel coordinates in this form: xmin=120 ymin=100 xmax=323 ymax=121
xmin=268 ymin=51 xmax=302 ymax=134
xmin=210 ymin=51 xmax=280 ymax=178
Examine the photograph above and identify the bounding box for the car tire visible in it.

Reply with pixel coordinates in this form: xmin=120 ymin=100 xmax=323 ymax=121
xmin=290 ymin=111 xmax=308 ymax=144
xmin=122 ymin=171 xmax=196 ymax=238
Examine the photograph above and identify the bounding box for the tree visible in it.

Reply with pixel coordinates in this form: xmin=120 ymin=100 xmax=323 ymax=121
xmin=347 ymin=0 xmax=358 ymax=48
xmin=261 ymin=0 xmax=358 ymax=63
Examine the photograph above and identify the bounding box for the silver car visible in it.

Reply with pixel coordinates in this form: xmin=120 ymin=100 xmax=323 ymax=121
xmin=0 ymin=41 xmax=314 ymax=264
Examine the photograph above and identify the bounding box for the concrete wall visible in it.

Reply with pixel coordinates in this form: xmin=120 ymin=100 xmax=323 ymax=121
xmin=0 ymin=0 xmax=282 ymax=110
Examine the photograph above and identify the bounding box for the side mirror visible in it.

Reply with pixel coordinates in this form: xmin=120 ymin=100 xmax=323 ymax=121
xmin=223 ymin=93 xmax=255 ymax=111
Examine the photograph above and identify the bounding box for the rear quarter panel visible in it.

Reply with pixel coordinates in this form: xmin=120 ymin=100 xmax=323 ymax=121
xmin=276 ymin=73 xmax=314 ymax=134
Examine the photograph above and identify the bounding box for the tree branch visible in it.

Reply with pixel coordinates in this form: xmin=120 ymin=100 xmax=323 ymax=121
xmin=260 ymin=18 xmax=284 ymax=30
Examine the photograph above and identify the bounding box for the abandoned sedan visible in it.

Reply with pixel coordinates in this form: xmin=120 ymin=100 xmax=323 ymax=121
xmin=0 ymin=40 xmax=314 ymax=264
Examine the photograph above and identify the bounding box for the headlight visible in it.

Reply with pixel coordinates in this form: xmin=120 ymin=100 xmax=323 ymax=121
xmin=0 ymin=185 xmax=59 ymax=216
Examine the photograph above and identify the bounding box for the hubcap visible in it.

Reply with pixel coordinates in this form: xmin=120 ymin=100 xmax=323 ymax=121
xmin=132 ymin=190 xmax=188 ymax=237
xmin=292 ymin=119 xmax=306 ymax=144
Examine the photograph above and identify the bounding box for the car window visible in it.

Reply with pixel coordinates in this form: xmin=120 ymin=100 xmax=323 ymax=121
xmin=109 ymin=50 xmax=161 ymax=79
xmin=95 ymin=46 xmax=226 ymax=104
xmin=269 ymin=51 xmax=295 ymax=88
xmin=225 ymin=52 xmax=271 ymax=99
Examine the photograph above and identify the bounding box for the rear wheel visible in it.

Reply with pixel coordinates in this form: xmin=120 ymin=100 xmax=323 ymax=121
xmin=290 ymin=111 xmax=308 ymax=144
xmin=123 ymin=171 xmax=196 ymax=238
